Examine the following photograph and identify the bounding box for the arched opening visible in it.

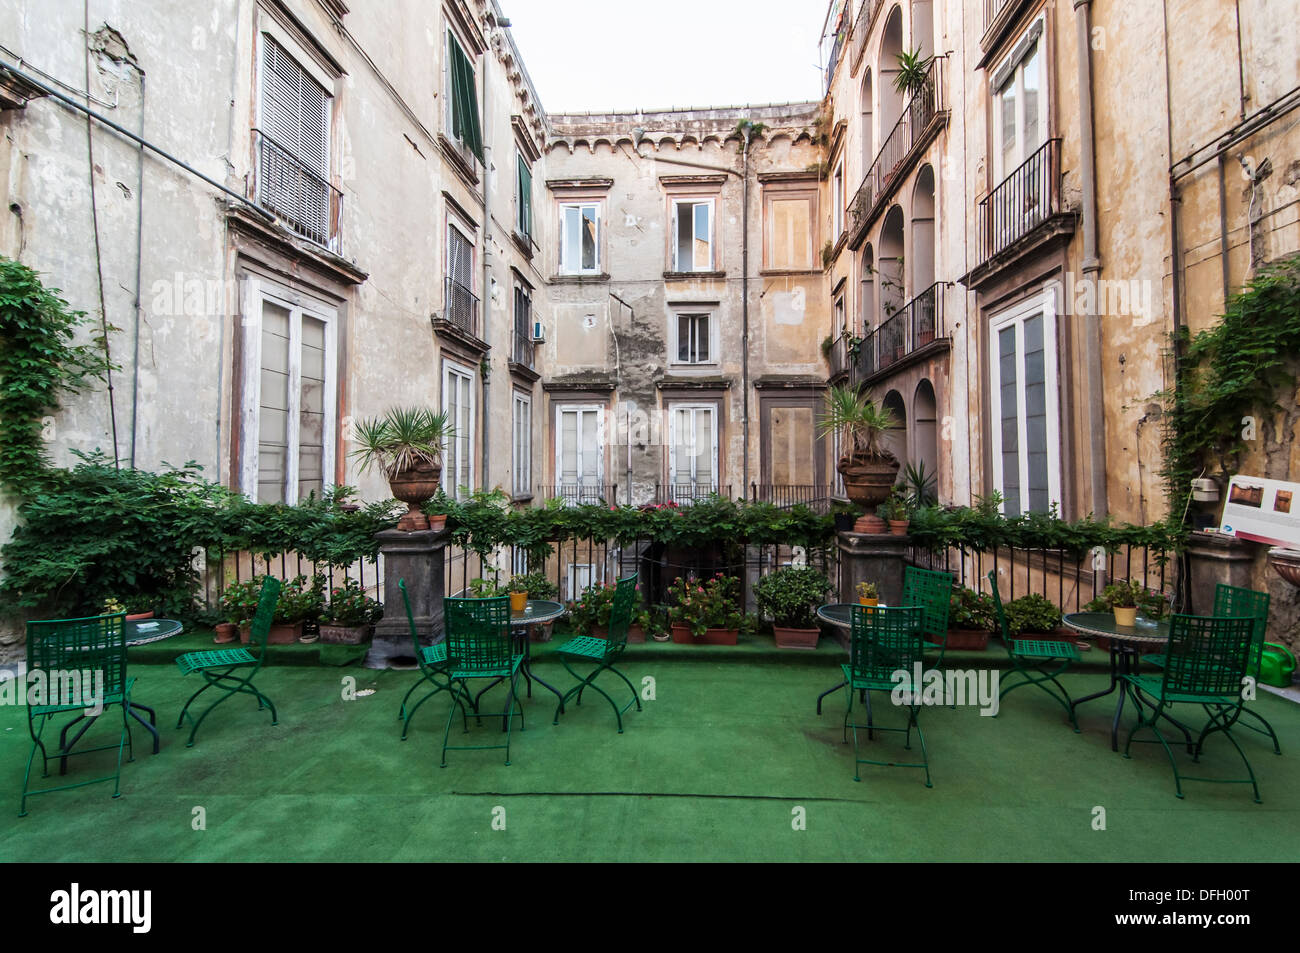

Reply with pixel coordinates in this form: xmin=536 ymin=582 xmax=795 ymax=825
xmin=910 ymin=164 xmax=935 ymax=295
xmin=860 ymin=68 xmax=874 ymax=171
xmin=881 ymin=389 xmax=908 ymax=466
xmin=878 ymin=205 xmax=906 ymax=365
xmin=879 ymin=6 xmax=905 ymax=138
xmin=858 ymin=243 xmax=875 ymax=334
xmin=913 ymin=379 xmax=938 ymax=494
xmin=910 ymin=0 xmax=933 ymax=59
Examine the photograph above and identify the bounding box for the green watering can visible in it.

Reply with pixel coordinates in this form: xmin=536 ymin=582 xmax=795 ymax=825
xmin=1259 ymin=643 xmax=1296 ymax=688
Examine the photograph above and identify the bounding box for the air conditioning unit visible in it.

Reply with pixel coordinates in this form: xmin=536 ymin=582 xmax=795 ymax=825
xmin=532 ymin=320 xmax=545 ymax=342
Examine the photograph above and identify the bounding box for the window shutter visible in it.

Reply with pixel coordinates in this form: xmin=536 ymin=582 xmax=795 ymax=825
xmin=259 ymin=35 xmax=331 ymax=243
xmin=518 ymin=156 xmax=533 ymax=237
xmin=448 ymin=36 xmax=484 ymax=160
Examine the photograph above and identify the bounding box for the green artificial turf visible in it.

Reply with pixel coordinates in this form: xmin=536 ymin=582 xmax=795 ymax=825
xmin=1 ymin=653 xmax=1296 ymax=862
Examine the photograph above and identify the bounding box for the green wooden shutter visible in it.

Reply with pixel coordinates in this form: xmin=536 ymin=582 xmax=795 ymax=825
xmin=448 ymin=36 xmax=484 ymax=160
xmin=517 ymin=155 xmax=532 ymax=237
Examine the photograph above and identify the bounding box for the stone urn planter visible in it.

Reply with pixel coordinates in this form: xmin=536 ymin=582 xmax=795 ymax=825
xmin=670 ymin=624 xmax=739 ymax=645
xmin=1268 ymin=548 xmax=1300 ymax=588
xmin=839 ymin=455 xmax=900 ymax=510
xmin=389 ymin=462 xmax=442 ymax=532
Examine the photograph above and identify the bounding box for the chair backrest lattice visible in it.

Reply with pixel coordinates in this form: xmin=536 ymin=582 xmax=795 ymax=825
xmin=848 ymin=604 xmax=926 ymax=684
xmin=987 ymin=571 xmax=1014 ymax=654
xmin=1161 ymin=613 xmax=1256 ymax=698
xmin=25 ymin=613 xmax=128 ymax=708
xmin=902 ymin=566 xmax=954 ymax=643
xmin=247 ymin=577 xmax=282 ymax=656
xmin=1213 ymin=583 xmax=1270 ymax=674
xmin=444 ymin=596 xmax=513 ymax=673
xmin=604 ymin=574 xmax=639 ymax=656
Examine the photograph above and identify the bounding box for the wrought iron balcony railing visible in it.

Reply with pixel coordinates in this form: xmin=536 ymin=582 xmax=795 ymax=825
xmin=976 ymin=138 xmax=1063 ymax=265
xmin=252 ymin=129 xmax=342 ymax=250
xmin=443 ymin=276 xmax=480 ymax=338
xmin=850 ymin=0 xmax=885 ymax=73
xmin=537 ymin=484 xmax=616 ymax=505
xmin=655 ymin=483 xmax=730 ymax=505
xmin=827 ymin=332 xmax=851 ymax=379
xmin=750 ymin=484 xmax=833 ymax=513
xmin=853 ymin=282 xmax=944 ymax=382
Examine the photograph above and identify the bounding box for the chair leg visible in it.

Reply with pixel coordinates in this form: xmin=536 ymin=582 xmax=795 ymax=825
xmin=400 ymin=674 xmax=451 ymax=740
xmin=1236 ymin=706 xmax=1282 ymax=755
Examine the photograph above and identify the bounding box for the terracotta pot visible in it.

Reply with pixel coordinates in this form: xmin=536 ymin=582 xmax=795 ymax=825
xmin=1112 ymin=606 xmax=1138 ymax=627
xmin=887 ymin=519 xmax=909 ymax=536
xmin=670 ymin=624 xmax=739 ymax=645
xmin=318 ymin=623 xmax=369 ymax=645
xmin=389 ymin=462 xmax=442 ymax=532
xmin=858 ymin=596 xmax=878 ymax=607
xmin=840 ymin=456 xmax=901 ymax=510
xmin=853 ymin=514 xmax=888 ymax=534
xmin=939 ymin=628 xmax=989 ymax=651
xmin=509 ymin=591 xmax=528 ymax=612
xmin=626 ymin=623 xmax=645 ymax=644
xmin=589 ymin=625 xmax=609 ymax=640
xmin=267 ymin=621 xmax=304 ymax=645
xmin=773 ymin=625 xmax=820 ymax=650
xmin=428 ymin=514 xmax=448 ymax=533
xmin=214 ymin=622 xmax=239 ymax=644
xmin=238 ymin=623 xmax=251 ymax=644
xmin=916 ymin=331 xmax=935 ymax=347
xmin=125 ymin=611 xmax=154 ymax=621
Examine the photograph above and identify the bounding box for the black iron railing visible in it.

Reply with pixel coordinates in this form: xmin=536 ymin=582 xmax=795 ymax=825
xmin=252 ymin=129 xmax=342 ymax=249
xmin=977 ymin=138 xmax=1062 ymax=264
xmin=850 ymin=0 xmax=886 ymax=73
xmin=846 ymin=58 xmax=944 ymax=241
xmin=827 ymin=333 xmax=851 ymax=379
xmin=536 ymin=484 xmax=617 ymax=505
xmin=853 ymin=282 xmax=943 ymax=381
xmin=750 ymin=484 xmax=833 ymax=513
xmin=655 ymin=483 xmax=730 ymax=505
xmin=444 ymin=276 xmax=480 ymax=337
xmin=825 ymin=28 xmax=845 ymax=92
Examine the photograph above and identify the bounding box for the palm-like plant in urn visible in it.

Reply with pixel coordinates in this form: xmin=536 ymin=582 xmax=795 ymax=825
xmin=352 ymin=407 xmax=454 ymax=531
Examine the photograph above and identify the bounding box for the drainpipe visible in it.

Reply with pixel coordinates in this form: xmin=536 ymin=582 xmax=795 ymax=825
xmin=480 ymin=44 xmax=491 ymax=492
xmin=1074 ymin=0 xmax=1107 ymax=524
xmin=741 ymin=125 xmax=752 ymax=497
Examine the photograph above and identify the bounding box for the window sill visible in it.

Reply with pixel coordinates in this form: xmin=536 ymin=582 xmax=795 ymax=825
xmin=551 ymin=272 xmax=610 ymax=284
xmin=759 ymin=267 xmax=821 ymax=277
xmin=511 ymin=229 xmax=536 ymax=260
xmin=438 ymin=133 xmax=481 ymax=190
xmin=663 ymin=270 xmax=726 ymax=281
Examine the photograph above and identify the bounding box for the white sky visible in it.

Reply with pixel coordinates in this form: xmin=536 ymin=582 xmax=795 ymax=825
xmin=503 ymin=0 xmax=830 ymax=114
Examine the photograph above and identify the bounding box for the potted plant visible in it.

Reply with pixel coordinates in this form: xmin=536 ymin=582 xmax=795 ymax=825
xmin=268 ymin=574 xmax=325 ymax=645
xmin=668 ymin=574 xmax=743 ymax=645
xmin=819 ymin=385 xmax=900 ymax=512
xmin=426 ymin=491 xmax=451 ymax=533
xmin=221 ymin=578 xmax=265 ymax=644
xmin=946 ymin=587 xmax=994 ymax=650
xmin=508 ymin=584 xmax=529 ymax=613
xmin=1093 ymin=580 xmax=1144 ymax=627
xmin=645 ymin=605 xmax=672 ymax=642
xmin=1004 ymin=594 xmax=1064 ymax=638
xmin=877 ymin=487 xmax=911 ymax=535
xmin=569 ymin=581 xmax=620 ymax=638
xmin=856 ymin=581 xmax=878 ymax=606
xmin=318 ymin=577 xmax=382 ymax=644
xmin=352 ymin=407 xmax=454 ymax=532
xmin=892 ymin=48 xmax=934 ymax=100
xmin=754 ymin=567 xmax=831 ymax=650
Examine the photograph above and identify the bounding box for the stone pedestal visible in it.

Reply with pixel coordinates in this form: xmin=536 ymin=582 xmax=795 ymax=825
xmin=366 ymin=528 xmax=447 ymax=669
xmin=837 ymin=531 xmax=911 ymax=607
xmin=1185 ymin=530 xmax=1257 ymax=614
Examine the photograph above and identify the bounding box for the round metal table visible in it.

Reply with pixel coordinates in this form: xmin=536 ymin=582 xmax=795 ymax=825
xmin=510 ymin=600 xmax=566 ymax=703
xmin=124 ymin=618 xmax=184 ymax=647
xmin=814 ymin=603 xmax=894 ymax=714
xmin=1063 ymin=611 xmax=1171 ymax=751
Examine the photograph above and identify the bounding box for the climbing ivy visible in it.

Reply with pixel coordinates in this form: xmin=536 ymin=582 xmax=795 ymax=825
xmin=0 ymin=257 xmax=109 ymax=494
xmin=1159 ymin=255 xmax=1300 ymax=520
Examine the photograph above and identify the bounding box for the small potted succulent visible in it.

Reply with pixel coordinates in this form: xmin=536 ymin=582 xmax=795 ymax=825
xmin=668 ymin=573 xmax=743 ymax=645
xmin=856 ymin=581 xmax=879 ymax=606
xmin=754 ymin=566 xmax=832 ymax=650
xmin=946 ymin=586 xmax=994 ymax=650
xmin=318 ymin=578 xmax=382 ymax=644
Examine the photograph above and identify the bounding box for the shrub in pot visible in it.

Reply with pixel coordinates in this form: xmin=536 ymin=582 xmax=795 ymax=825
xmin=351 ymin=407 xmax=454 ymax=532
xmin=269 ymin=574 xmax=325 ymax=644
xmin=319 ymin=577 xmax=382 ymax=644
xmin=1003 ymin=593 xmax=1063 ymax=638
xmin=877 ymin=487 xmax=911 ymax=535
xmin=754 ymin=566 xmax=831 ymax=650
xmin=222 ymin=577 xmax=266 ymax=645
xmin=946 ymin=586 xmax=994 ymax=650
xmin=569 ymin=580 xmax=627 ymax=638
xmin=1089 ymin=579 xmax=1157 ymax=628
xmin=667 ymin=574 xmax=743 ymax=645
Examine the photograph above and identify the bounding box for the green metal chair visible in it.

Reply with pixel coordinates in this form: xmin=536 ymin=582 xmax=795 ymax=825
xmin=20 ymin=612 xmax=134 ymax=816
xmin=842 ymin=604 xmax=931 ymax=786
xmin=396 ymin=579 xmax=465 ymax=740
xmin=1141 ymin=583 xmax=1277 ymax=754
xmin=906 ymin=565 xmax=956 ymax=670
xmin=441 ymin=595 xmax=524 ymax=766
xmin=552 ymin=574 xmax=642 ymax=732
xmin=175 ymin=576 xmax=280 ymax=747
xmin=988 ymin=571 xmax=1080 ymax=730
xmin=1123 ymin=612 xmax=1261 ymax=801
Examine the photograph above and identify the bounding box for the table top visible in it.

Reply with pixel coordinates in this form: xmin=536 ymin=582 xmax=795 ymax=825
xmin=816 ymin=603 xmax=896 ymax=629
xmin=1062 ymin=612 xmax=1169 ymax=645
xmin=511 ymin=600 xmax=566 ymax=625
xmin=125 ymin=618 xmax=184 ymax=647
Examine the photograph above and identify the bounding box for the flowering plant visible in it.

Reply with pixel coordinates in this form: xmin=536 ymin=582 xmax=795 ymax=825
xmin=218 ymin=578 xmax=266 ymax=625
xmin=274 ymin=574 xmax=326 ymax=624
xmin=568 ymin=581 xmax=622 ymax=635
xmin=320 ymin=577 xmax=382 ymax=626
xmin=667 ymin=573 xmax=743 ymax=639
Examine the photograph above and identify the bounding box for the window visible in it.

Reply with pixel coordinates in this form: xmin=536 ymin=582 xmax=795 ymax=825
xmin=516 ymin=152 xmax=533 ymax=240
xmin=555 ymin=405 xmax=603 ymax=494
xmin=674 ymin=312 xmax=713 ymax=365
xmin=444 ymin=29 xmax=483 ymax=160
xmin=445 ymin=221 xmax=476 ymax=334
xmin=763 ymin=189 xmax=816 ymax=270
xmin=442 ymin=361 xmax=476 ymax=498
xmin=832 ymin=163 xmax=845 ymax=238
xmin=992 ymin=20 xmax=1046 ymax=185
xmin=833 ymin=293 xmax=846 ymax=336
xmin=671 ymin=198 xmax=714 ymax=271
xmin=512 ymin=283 xmax=534 ymax=367
xmin=668 ymin=404 xmax=718 ymax=492
xmin=566 ymin=563 xmax=599 ymax=600
xmin=240 ymin=281 xmax=336 ymax=505
xmin=256 ymin=34 xmax=334 ymax=246
xmin=559 ymin=202 xmax=601 ymax=274
xmin=989 ymin=291 xmax=1061 ymax=517
xmin=512 ymin=391 xmax=532 ymax=498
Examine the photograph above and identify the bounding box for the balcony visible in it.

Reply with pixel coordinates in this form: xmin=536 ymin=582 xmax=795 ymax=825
xmin=849 ymin=0 xmax=885 ymax=75
xmin=443 ymin=276 xmax=480 ymax=338
xmin=750 ymin=484 xmax=833 ymax=514
xmin=852 ymin=282 xmax=946 ymax=384
xmin=512 ymin=295 xmax=535 ymax=370
xmin=655 ymin=483 xmax=731 ymax=505
xmin=846 ymin=58 xmax=946 ymax=246
xmin=825 ymin=29 xmax=845 ymax=93
xmin=974 ymin=138 xmax=1070 ymax=271
xmin=827 ymin=333 xmax=851 ymax=380
xmin=252 ymin=129 xmax=342 ymax=250
xmin=537 ymin=484 xmax=617 ymax=505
